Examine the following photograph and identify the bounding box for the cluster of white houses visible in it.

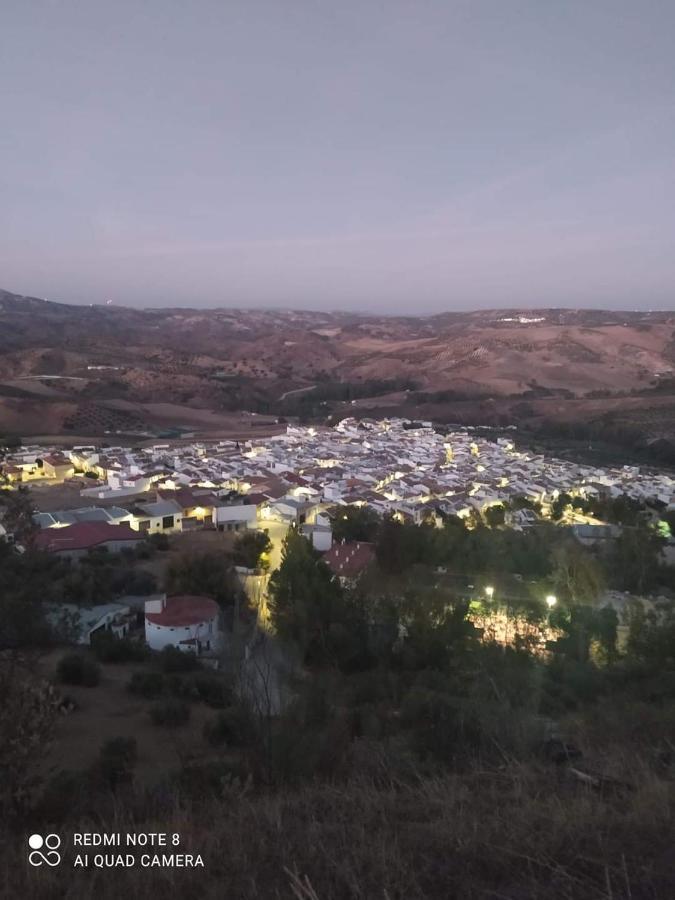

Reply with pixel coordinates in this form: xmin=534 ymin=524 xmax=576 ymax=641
xmin=6 ymin=419 xmax=675 ymax=540
xmin=5 ymin=417 xmax=675 ymax=659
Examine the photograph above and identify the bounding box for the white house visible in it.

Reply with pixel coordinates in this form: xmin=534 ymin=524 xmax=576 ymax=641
xmin=300 ymin=523 xmax=333 ymax=552
xmin=132 ymin=499 xmax=183 ymax=533
xmin=47 ymin=602 xmax=133 ymax=645
xmin=212 ymin=498 xmax=258 ymax=531
xmin=144 ymin=594 xmax=221 ymax=655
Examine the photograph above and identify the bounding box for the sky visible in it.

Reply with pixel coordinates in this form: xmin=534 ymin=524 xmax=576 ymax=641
xmin=2 ymin=1 xmax=675 ymax=312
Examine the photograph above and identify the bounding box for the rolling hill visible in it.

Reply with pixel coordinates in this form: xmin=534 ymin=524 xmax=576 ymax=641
xmin=2 ymin=287 xmax=675 ymax=443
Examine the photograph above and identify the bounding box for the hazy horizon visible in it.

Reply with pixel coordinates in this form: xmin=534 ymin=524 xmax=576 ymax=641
xmin=3 ymin=1 xmax=675 ymax=312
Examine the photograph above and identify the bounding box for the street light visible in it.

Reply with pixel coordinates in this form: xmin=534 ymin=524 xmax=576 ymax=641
xmin=484 ymin=585 xmax=495 ymax=600
xmin=546 ymin=594 xmax=557 ymax=608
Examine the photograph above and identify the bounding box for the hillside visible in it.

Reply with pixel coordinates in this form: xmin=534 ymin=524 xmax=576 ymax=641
xmin=2 ymin=288 xmax=675 ymax=441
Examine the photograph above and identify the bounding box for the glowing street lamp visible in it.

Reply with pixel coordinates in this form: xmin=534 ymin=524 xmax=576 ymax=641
xmin=484 ymin=585 xmax=495 ymax=600
xmin=546 ymin=594 xmax=557 ymax=608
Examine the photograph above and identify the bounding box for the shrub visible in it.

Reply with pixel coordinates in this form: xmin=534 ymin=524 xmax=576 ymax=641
xmin=163 ymin=673 xmax=198 ymax=701
xmin=57 ymin=653 xmax=101 ymax=687
xmin=150 ymin=700 xmax=191 ymax=727
xmin=123 ymin=569 xmax=158 ymax=595
xmin=192 ymin=671 xmax=233 ymax=708
xmin=148 ymin=532 xmax=170 ymax=551
xmin=92 ymin=633 xmax=148 ymax=663
xmin=203 ymin=705 xmax=255 ymax=747
xmin=159 ymin=645 xmax=200 ymax=674
xmin=127 ymin=671 xmax=165 ymax=698
xmin=97 ymin=737 xmax=137 ymax=788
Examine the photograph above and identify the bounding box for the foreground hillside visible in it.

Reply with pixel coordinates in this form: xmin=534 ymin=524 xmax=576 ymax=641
xmin=3 ymin=288 xmax=675 ymax=442
xmin=6 ymin=756 xmax=675 ymax=899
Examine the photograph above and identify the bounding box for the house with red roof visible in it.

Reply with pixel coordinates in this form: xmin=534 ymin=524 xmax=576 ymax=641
xmin=144 ymin=594 xmax=220 ymax=654
xmin=322 ymin=541 xmax=375 ymax=584
xmin=33 ymin=521 xmax=144 ymax=559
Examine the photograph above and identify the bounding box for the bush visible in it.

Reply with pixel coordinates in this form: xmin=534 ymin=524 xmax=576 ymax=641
xmin=97 ymin=736 xmax=137 ymax=788
xmin=159 ymin=645 xmax=201 ymax=674
xmin=150 ymin=700 xmax=191 ymax=727
xmin=92 ymin=633 xmax=148 ymax=663
xmin=203 ymin=705 xmax=255 ymax=747
xmin=148 ymin=532 xmax=170 ymax=551
xmin=57 ymin=653 xmax=101 ymax=687
xmin=123 ymin=569 xmax=158 ymax=595
xmin=127 ymin=670 xmax=165 ymax=698
xmin=161 ymin=670 xmax=232 ymax=707
xmin=192 ymin=671 xmax=233 ymax=708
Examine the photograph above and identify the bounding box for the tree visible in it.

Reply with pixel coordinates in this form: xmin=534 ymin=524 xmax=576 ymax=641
xmin=395 ymin=589 xmax=477 ymax=672
xmin=331 ymin=506 xmax=380 ymax=543
xmin=608 ymin=524 xmax=663 ymax=594
xmin=0 ymin=664 xmax=58 ymax=818
xmin=484 ymin=505 xmax=505 ymax=528
xmin=551 ymin=540 xmax=603 ymax=605
xmin=0 ymin=483 xmax=37 ymax=544
xmin=166 ymin=551 xmax=238 ymax=606
xmin=233 ymin=530 xmax=272 ymax=571
xmin=57 ymin=653 xmax=101 ymax=687
xmin=549 ymin=604 xmax=618 ymax=664
xmin=375 ymin=516 xmax=436 ymax=574
xmin=550 ymin=492 xmax=572 ymax=521
xmin=268 ymin=529 xmax=347 ymax=664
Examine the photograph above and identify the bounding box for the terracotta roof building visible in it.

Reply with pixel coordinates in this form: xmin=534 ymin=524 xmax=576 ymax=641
xmin=323 ymin=541 xmax=375 ymax=580
xmin=33 ymin=522 xmax=143 ymax=558
xmin=144 ymin=594 xmax=220 ymax=655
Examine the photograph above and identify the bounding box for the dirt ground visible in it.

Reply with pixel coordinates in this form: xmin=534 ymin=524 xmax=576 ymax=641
xmin=37 ymin=650 xmax=221 ymax=788
xmin=27 ymin=481 xmax=98 ymax=512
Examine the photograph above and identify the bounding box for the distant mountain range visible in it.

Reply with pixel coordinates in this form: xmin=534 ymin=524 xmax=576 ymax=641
xmin=2 ymin=287 xmax=675 ymax=444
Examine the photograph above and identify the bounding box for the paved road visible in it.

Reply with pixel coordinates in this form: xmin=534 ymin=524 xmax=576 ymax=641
xmin=260 ymin=519 xmax=290 ymax=571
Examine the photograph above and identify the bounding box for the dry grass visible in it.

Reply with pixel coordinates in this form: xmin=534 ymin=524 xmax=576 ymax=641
xmin=4 ymin=749 xmax=674 ymax=900
xmin=35 ymin=652 xmax=217 ymax=789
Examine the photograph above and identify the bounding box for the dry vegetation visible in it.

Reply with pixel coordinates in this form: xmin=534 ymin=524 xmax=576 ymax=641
xmin=4 ymin=742 xmax=674 ymax=899
xmin=35 ymin=651 xmax=217 ymax=788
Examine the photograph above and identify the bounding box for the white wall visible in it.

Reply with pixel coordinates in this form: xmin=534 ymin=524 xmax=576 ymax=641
xmin=145 ymin=613 xmax=220 ymax=653
xmin=212 ymin=504 xmax=257 ymax=526
xmin=310 ymin=529 xmax=332 ymax=552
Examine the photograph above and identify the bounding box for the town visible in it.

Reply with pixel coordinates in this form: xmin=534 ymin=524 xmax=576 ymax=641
xmin=2 ymin=416 xmax=674 ymax=656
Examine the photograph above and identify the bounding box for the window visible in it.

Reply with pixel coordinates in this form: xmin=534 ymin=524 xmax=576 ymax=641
xmin=162 ymin=515 xmax=174 ymax=529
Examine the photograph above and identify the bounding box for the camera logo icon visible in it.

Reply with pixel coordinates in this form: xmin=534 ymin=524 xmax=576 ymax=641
xmin=28 ymin=834 xmax=62 ymax=867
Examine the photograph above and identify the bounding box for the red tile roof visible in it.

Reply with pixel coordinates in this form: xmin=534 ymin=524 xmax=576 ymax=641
xmin=34 ymin=522 xmax=142 ymax=553
xmin=283 ymin=472 xmax=308 ymax=485
xmin=146 ymin=595 xmax=219 ymax=627
xmin=244 ymin=492 xmax=268 ymax=506
xmin=41 ymin=454 xmax=70 ymax=467
xmin=323 ymin=541 xmax=375 ymax=578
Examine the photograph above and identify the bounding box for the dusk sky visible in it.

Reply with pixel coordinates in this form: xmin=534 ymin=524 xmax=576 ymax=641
xmin=2 ymin=1 xmax=675 ymax=312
